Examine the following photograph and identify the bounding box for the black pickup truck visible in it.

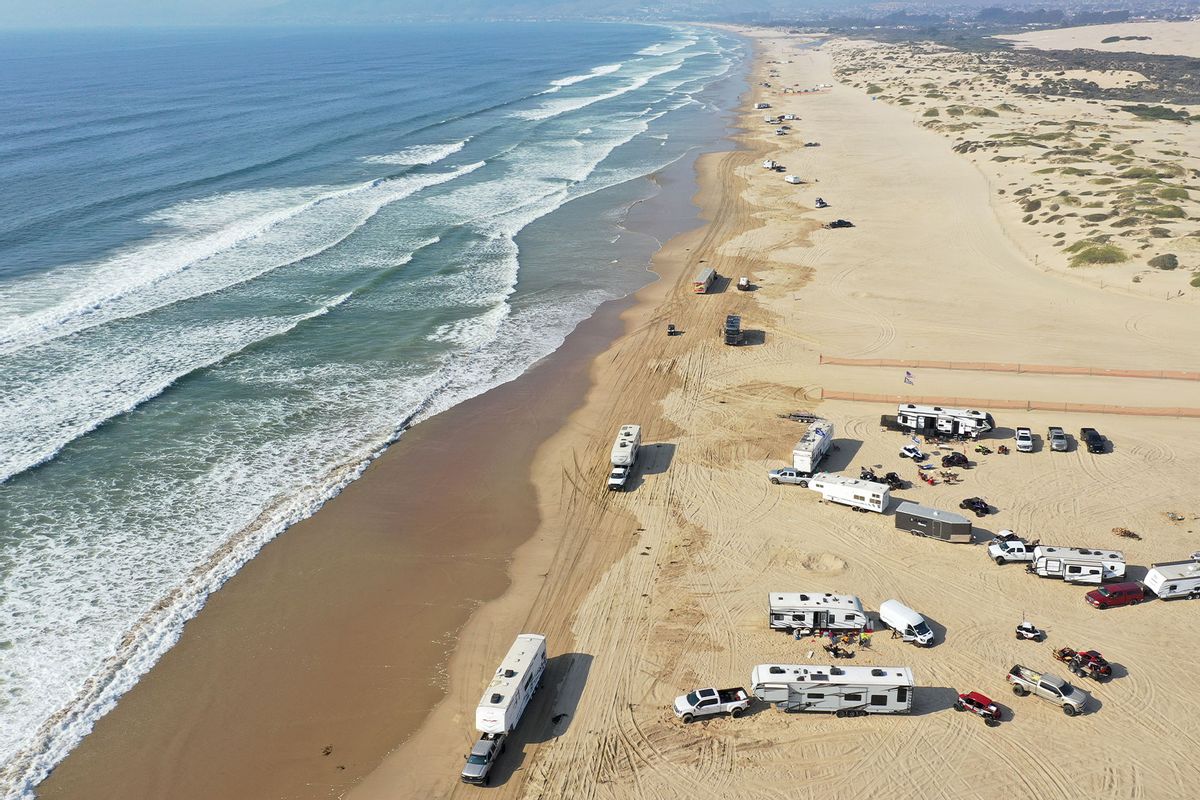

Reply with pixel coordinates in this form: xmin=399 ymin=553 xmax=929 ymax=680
xmin=1079 ymin=427 xmax=1106 ymax=454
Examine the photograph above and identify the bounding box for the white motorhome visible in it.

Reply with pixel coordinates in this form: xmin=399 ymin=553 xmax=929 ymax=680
xmin=1029 ymin=546 xmax=1125 ymax=585
xmin=808 ymin=473 xmax=889 ymax=513
xmin=751 ymin=664 xmax=914 ymax=716
xmin=792 ymin=419 xmax=834 ymax=475
xmin=895 ymin=403 xmax=995 ymax=440
xmin=1144 ymin=560 xmax=1200 ymax=599
xmin=607 ymin=424 xmax=641 ymax=491
xmin=768 ymin=592 xmax=868 ymax=634
xmin=475 ymin=633 xmax=547 ymax=735
xmin=878 ymin=599 xmax=934 ymax=646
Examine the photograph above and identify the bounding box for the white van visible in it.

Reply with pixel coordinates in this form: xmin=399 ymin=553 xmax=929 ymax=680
xmin=878 ymin=600 xmax=934 ymax=646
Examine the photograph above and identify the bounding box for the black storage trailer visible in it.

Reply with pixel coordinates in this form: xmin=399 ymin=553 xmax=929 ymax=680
xmin=894 ymin=502 xmax=973 ymax=543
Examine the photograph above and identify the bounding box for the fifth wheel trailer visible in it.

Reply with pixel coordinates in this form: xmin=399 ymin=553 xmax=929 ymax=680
xmin=893 ymin=502 xmax=973 ymax=544
xmin=475 ymin=634 xmax=547 ymax=735
xmin=1028 ymin=546 xmax=1125 ymax=585
xmin=751 ymin=664 xmax=914 ymax=716
xmin=895 ymin=403 xmax=995 ymax=440
xmin=768 ymin=592 xmax=868 ymax=634
xmin=792 ymin=419 xmax=834 ymax=475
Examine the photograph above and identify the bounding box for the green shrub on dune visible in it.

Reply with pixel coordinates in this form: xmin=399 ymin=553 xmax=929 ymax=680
xmin=1149 ymin=254 xmax=1179 ymax=270
xmin=1157 ymin=187 xmax=1189 ymax=201
xmin=1069 ymin=243 xmax=1127 ymax=267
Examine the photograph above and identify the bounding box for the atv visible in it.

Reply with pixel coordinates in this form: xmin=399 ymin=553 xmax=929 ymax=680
xmin=899 ymin=445 xmax=928 ymax=461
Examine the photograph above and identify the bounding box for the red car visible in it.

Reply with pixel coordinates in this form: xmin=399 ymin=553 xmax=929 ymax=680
xmin=955 ymin=691 xmax=1001 ymax=725
xmin=1085 ymin=582 xmax=1146 ymax=609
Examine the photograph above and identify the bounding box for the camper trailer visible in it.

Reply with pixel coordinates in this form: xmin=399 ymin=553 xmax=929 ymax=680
xmin=893 ymin=502 xmax=973 ymax=544
xmin=692 ymin=267 xmax=716 ymax=294
xmin=792 ymin=419 xmax=834 ymax=475
xmin=1029 ymin=546 xmax=1125 ymax=585
xmin=808 ymin=473 xmax=889 ymax=513
xmin=895 ymin=403 xmax=995 ymax=440
xmin=1144 ymin=560 xmax=1200 ymax=599
xmin=751 ymin=664 xmax=914 ymax=716
xmin=754 ymin=102 xmax=770 ymax=109
xmin=607 ymin=424 xmax=641 ymax=491
xmin=784 ymin=175 xmax=802 ymax=184
xmin=475 ymin=634 xmax=547 ymax=735
xmin=768 ymin=592 xmax=868 ymax=634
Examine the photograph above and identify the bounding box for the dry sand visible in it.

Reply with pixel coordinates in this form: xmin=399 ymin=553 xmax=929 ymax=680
xmin=35 ymin=26 xmax=1200 ymax=800
xmin=830 ymin=38 xmax=1200 ymax=293
xmin=347 ymin=29 xmax=1200 ymax=800
xmin=999 ymin=19 xmax=1200 ymax=58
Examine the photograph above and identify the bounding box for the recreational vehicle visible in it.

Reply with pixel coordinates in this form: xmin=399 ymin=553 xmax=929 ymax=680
xmin=751 ymin=664 xmax=914 ymax=716
xmin=792 ymin=419 xmax=834 ymax=475
xmin=768 ymin=592 xmax=868 ymax=634
xmin=808 ymin=473 xmax=889 ymax=513
xmin=754 ymin=102 xmax=770 ymax=109
xmin=692 ymin=267 xmax=716 ymax=294
xmin=1144 ymin=560 xmax=1200 ymax=599
xmin=1029 ymin=546 xmax=1125 ymax=585
xmin=475 ymin=633 xmax=547 ymax=735
xmin=762 ymin=159 xmax=777 ymax=169
xmin=784 ymin=175 xmax=802 ymax=184
xmin=893 ymin=502 xmax=973 ymax=543
xmin=607 ymin=424 xmax=641 ymax=491
xmin=895 ymin=403 xmax=995 ymax=440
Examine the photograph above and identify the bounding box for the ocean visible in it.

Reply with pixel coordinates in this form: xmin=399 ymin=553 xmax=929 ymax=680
xmin=0 ymin=22 xmax=745 ymax=796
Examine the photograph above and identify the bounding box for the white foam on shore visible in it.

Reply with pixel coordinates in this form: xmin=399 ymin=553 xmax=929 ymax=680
xmin=513 ymin=61 xmax=685 ymax=122
xmin=550 ymin=62 xmax=622 ymax=88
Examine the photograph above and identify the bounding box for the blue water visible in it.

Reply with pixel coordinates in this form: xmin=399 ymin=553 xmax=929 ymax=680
xmin=0 ymin=22 xmax=744 ymax=796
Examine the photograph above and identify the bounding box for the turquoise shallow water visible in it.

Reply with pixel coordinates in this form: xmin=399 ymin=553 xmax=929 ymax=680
xmin=0 ymin=22 xmax=745 ymax=796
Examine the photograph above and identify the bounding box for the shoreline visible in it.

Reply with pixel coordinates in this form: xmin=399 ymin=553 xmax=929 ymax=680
xmin=31 ymin=35 xmax=751 ymax=800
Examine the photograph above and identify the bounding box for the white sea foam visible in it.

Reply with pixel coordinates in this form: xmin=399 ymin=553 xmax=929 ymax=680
xmin=0 ymin=163 xmax=481 ymax=358
xmin=513 ymin=60 xmax=685 ymax=122
xmin=637 ymin=37 xmax=697 ymax=56
xmin=549 ymin=62 xmax=622 ymax=88
xmin=359 ymin=139 xmax=468 ymax=165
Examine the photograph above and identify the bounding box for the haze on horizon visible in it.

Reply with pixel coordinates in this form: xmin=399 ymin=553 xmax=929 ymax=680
xmin=0 ymin=0 xmax=1026 ymax=29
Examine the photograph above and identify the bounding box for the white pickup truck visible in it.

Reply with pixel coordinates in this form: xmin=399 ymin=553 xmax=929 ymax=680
xmin=1006 ymin=665 xmax=1088 ymax=716
xmin=673 ymin=687 xmax=751 ymax=723
xmin=988 ymin=537 xmax=1037 ymax=565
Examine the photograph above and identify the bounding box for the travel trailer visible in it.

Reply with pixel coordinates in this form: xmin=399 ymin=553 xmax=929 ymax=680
xmin=895 ymin=403 xmax=995 ymax=440
xmin=893 ymin=502 xmax=973 ymax=543
xmin=878 ymin=600 xmax=934 ymax=646
xmin=808 ymin=473 xmax=889 ymax=513
xmin=792 ymin=419 xmax=834 ymax=475
xmin=768 ymin=592 xmax=868 ymax=634
xmin=1029 ymin=546 xmax=1125 ymax=585
xmin=607 ymin=424 xmax=641 ymax=491
xmin=784 ymin=175 xmax=803 ymax=184
xmin=475 ymin=633 xmax=547 ymax=734
xmin=751 ymin=664 xmax=914 ymax=716
xmin=692 ymin=267 xmax=716 ymax=294
xmin=754 ymin=102 xmax=771 ymax=109
xmin=1144 ymin=560 xmax=1200 ymax=599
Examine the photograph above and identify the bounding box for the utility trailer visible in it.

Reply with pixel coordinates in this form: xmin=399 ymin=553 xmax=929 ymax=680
xmin=893 ymin=502 xmax=973 ymax=544
xmin=808 ymin=473 xmax=889 ymax=513
xmin=768 ymin=592 xmax=868 ymax=634
xmin=751 ymin=664 xmax=914 ymax=716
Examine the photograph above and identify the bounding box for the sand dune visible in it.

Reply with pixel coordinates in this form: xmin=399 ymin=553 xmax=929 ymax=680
xmin=348 ymin=29 xmax=1200 ymax=800
xmin=999 ymin=19 xmax=1200 ymax=58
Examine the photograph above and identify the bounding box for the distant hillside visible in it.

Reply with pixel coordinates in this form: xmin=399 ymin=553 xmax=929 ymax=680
xmin=252 ymin=0 xmax=810 ymax=23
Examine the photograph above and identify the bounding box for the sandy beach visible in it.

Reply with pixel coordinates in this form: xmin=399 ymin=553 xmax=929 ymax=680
xmin=998 ymin=18 xmax=1200 ymax=58
xmin=36 ymin=25 xmax=1200 ymax=800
